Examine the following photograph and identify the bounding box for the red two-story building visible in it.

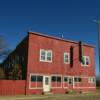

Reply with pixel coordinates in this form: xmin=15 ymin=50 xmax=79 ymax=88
xmin=2 ymin=31 xmax=96 ymax=95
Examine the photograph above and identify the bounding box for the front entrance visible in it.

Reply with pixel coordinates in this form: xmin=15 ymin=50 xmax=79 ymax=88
xmin=43 ymin=76 xmax=51 ymax=92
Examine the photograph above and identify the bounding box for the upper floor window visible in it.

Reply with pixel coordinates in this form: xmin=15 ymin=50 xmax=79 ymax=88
xmin=81 ymin=56 xmax=90 ymax=66
xmin=40 ymin=49 xmax=52 ymax=62
xmin=64 ymin=53 xmax=70 ymax=64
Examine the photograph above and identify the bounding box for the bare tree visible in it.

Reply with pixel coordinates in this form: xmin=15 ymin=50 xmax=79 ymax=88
xmin=0 ymin=65 xmax=5 ymax=79
xmin=0 ymin=36 xmax=11 ymax=60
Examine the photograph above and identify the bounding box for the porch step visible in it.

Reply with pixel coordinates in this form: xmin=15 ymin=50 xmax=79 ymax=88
xmin=43 ymin=92 xmax=53 ymax=95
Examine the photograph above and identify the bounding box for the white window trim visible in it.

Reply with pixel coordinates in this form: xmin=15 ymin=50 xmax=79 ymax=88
xmin=51 ymin=74 xmax=62 ymax=88
xmin=40 ymin=49 xmax=45 ymax=62
xmin=74 ymin=76 xmax=81 ymax=83
xmin=63 ymin=76 xmax=96 ymax=89
xmin=88 ymin=77 xmax=96 ymax=84
xmin=81 ymin=56 xmax=90 ymax=66
xmin=40 ymin=49 xmax=52 ymax=63
xmin=29 ymin=74 xmax=96 ymax=89
xmin=64 ymin=52 xmax=70 ymax=64
xmin=46 ymin=50 xmax=52 ymax=62
xmin=29 ymin=73 xmax=43 ymax=89
xmin=63 ymin=76 xmax=69 ymax=88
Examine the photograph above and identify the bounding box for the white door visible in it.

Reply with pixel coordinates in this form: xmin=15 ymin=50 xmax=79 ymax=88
xmin=43 ymin=76 xmax=51 ymax=92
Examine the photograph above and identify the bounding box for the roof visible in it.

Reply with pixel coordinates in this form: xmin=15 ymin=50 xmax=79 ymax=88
xmin=28 ymin=31 xmax=95 ymax=48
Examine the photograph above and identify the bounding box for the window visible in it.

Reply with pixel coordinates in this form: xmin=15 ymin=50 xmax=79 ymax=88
xmin=64 ymin=53 xmax=70 ymax=64
xmin=64 ymin=77 xmax=68 ymax=82
xmin=47 ymin=51 xmax=52 ymax=61
xmin=31 ymin=75 xmax=36 ymax=82
xmin=30 ymin=74 xmax=43 ymax=89
xmin=37 ymin=76 xmax=43 ymax=82
xmin=52 ymin=76 xmax=56 ymax=82
xmin=45 ymin=77 xmax=49 ymax=85
xmin=51 ymin=76 xmax=61 ymax=82
xmin=69 ymin=77 xmax=73 ymax=85
xmin=51 ymin=75 xmax=62 ymax=88
xmin=31 ymin=75 xmax=43 ymax=82
xmin=40 ymin=49 xmax=46 ymax=61
xmin=57 ymin=76 xmax=61 ymax=82
xmin=74 ymin=77 xmax=81 ymax=82
xmin=88 ymin=77 xmax=95 ymax=84
xmin=40 ymin=49 xmax=52 ymax=62
xmin=86 ymin=57 xmax=89 ymax=65
xmin=81 ymin=56 xmax=90 ymax=66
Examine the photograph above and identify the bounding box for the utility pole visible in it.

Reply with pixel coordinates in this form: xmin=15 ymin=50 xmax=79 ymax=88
xmin=93 ymin=20 xmax=100 ymax=75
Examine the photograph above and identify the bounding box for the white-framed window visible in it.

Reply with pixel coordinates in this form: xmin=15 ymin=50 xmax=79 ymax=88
xmin=31 ymin=75 xmax=43 ymax=82
xmin=64 ymin=76 xmax=68 ymax=83
xmin=81 ymin=56 xmax=90 ymax=66
xmin=47 ymin=50 xmax=52 ymax=61
xmin=74 ymin=77 xmax=81 ymax=83
xmin=40 ymin=49 xmax=46 ymax=61
xmin=88 ymin=77 xmax=96 ymax=84
xmin=64 ymin=52 xmax=70 ymax=64
xmin=40 ymin=49 xmax=52 ymax=62
xmin=51 ymin=75 xmax=62 ymax=88
xmin=29 ymin=74 xmax=43 ymax=89
xmin=51 ymin=76 xmax=61 ymax=82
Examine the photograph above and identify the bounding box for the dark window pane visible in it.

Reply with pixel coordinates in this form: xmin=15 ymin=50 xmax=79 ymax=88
xmin=31 ymin=75 xmax=36 ymax=82
xmin=64 ymin=77 xmax=68 ymax=82
xmin=74 ymin=77 xmax=81 ymax=82
xmin=45 ymin=77 xmax=49 ymax=85
xmin=47 ymin=56 xmax=51 ymax=61
xmin=82 ymin=57 xmax=85 ymax=65
xmin=52 ymin=76 xmax=56 ymax=82
xmin=37 ymin=76 xmax=43 ymax=82
xmin=41 ymin=56 xmax=45 ymax=60
xmin=79 ymin=78 xmax=81 ymax=82
xmin=74 ymin=77 xmax=77 ymax=82
xmin=69 ymin=78 xmax=73 ymax=85
xmin=86 ymin=61 xmax=89 ymax=65
xmin=57 ymin=76 xmax=61 ymax=82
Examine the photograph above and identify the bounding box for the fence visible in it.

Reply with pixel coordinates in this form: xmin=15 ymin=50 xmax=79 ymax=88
xmin=0 ymin=80 xmax=26 ymax=96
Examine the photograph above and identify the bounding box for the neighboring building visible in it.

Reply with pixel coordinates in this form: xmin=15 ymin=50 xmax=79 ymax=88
xmin=2 ymin=32 xmax=96 ymax=95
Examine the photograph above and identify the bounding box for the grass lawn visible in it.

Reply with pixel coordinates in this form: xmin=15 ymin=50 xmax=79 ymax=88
xmin=0 ymin=89 xmax=100 ymax=100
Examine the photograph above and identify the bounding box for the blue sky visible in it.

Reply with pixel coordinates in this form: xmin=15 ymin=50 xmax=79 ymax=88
xmin=0 ymin=0 xmax=99 ymax=75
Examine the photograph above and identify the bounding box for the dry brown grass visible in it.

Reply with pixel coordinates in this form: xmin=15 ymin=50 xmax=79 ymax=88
xmin=0 ymin=89 xmax=100 ymax=100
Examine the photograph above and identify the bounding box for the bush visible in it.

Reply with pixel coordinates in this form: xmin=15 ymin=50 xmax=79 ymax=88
xmin=68 ymin=90 xmax=76 ymax=94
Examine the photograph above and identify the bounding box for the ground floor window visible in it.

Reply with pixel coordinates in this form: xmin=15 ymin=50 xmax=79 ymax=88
xmin=74 ymin=77 xmax=81 ymax=82
xmin=30 ymin=74 xmax=43 ymax=89
xmin=31 ymin=75 xmax=43 ymax=82
xmin=52 ymin=76 xmax=61 ymax=82
xmin=29 ymin=74 xmax=96 ymax=89
xmin=51 ymin=75 xmax=62 ymax=88
xmin=64 ymin=77 xmax=68 ymax=82
xmin=68 ymin=77 xmax=73 ymax=85
xmin=63 ymin=76 xmax=69 ymax=88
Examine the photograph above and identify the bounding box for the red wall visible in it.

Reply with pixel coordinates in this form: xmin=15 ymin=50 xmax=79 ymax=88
xmin=0 ymin=80 xmax=26 ymax=96
xmin=27 ymin=33 xmax=95 ymax=75
xmin=26 ymin=32 xmax=96 ymax=94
